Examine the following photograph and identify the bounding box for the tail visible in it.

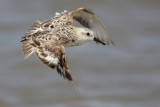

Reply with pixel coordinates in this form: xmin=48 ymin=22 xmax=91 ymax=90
xmin=21 ymin=39 xmax=35 ymax=59
xmin=21 ymin=20 xmax=42 ymax=59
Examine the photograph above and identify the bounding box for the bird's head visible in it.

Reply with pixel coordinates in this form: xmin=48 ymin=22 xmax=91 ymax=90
xmin=76 ymin=27 xmax=94 ymax=43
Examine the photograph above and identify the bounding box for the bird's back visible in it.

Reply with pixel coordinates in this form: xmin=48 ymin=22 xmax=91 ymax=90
xmin=21 ymin=15 xmax=77 ymax=58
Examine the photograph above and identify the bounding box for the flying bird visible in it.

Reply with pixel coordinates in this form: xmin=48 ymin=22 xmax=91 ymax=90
xmin=21 ymin=7 xmax=115 ymax=95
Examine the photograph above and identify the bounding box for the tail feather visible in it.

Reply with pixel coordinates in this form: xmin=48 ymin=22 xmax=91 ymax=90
xmin=21 ymin=20 xmax=43 ymax=59
xmin=21 ymin=39 xmax=35 ymax=59
xmin=23 ymin=49 xmax=34 ymax=59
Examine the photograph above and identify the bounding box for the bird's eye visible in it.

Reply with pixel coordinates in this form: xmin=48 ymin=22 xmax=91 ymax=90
xmin=86 ymin=32 xmax=90 ymax=36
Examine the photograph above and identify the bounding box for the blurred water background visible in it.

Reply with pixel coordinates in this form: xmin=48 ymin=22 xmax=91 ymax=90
xmin=0 ymin=0 xmax=160 ymax=107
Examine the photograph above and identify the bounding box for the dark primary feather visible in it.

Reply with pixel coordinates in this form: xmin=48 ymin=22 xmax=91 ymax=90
xmin=71 ymin=8 xmax=115 ymax=46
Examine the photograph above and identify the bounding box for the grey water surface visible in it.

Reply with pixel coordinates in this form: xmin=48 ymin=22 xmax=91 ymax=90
xmin=0 ymin=0 xmax=160 ymax=107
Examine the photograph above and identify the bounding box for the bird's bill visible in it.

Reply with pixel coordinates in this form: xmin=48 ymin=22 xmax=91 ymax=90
xmin=93 ymin=37 xmax=106 ymax=45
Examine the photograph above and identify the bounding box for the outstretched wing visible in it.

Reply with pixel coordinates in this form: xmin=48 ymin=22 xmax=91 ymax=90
xmin=22 ymin=32 xmax=81 ymax=95
xmin=68 ymin=7 xmax=115 ymax=45
xmin=33 ymin=37 xmax=72 ymax=81
xmin=21 ymin=30 xmax=72 ymax=81
xmin=36 ymin=43 xmax=72 ymax=81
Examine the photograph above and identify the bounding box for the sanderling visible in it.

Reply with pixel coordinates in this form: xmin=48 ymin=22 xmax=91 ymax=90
xmin=21 ymin=7 xmax=115 ymax=96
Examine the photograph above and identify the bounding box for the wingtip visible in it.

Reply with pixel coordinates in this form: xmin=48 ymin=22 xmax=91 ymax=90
xmin=107 ymin=40 xmax=116 ymax=46
xmin=111 ymin=41 xmax=116 ymax=46
xmin=68 ymin=80 xmax=81 ymax=97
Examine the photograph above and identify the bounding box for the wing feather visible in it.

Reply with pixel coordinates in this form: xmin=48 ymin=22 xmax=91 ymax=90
xmin=33 ymin=39 xmax=73 ymax=81
xmin=70 ymin=7 xmax=115 ymax=45
xmin=21 ymin=29 xmax=73 ymax=81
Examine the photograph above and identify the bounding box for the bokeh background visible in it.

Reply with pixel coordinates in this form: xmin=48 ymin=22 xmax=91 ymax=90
xmin=0 ymin=0 xmax=160 ymax=107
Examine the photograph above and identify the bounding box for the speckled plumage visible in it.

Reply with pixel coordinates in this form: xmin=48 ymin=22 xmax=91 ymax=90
xmin=21 ymin=7 xmax=115 ymax=96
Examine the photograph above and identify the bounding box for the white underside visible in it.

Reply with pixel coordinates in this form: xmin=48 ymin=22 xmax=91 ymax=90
xmin=37 ymin=50 xmax=59 ymax=65
xmin=45 ymin=55 xmax=59 ymax=65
